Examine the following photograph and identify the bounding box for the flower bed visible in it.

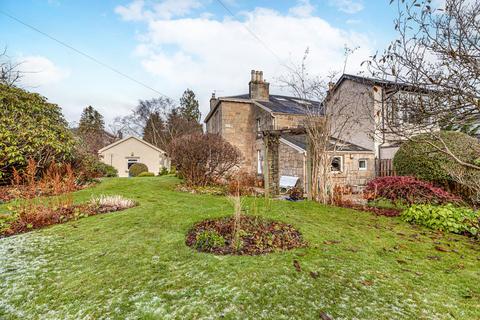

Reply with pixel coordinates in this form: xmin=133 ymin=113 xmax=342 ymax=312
xmin=186 ymin=215 xmax=306 ymax=255
xmin=0 ymin=195 xmax=136 ymax=237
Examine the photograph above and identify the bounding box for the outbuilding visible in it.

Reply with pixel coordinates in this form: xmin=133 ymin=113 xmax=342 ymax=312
xmin=98 ymin=136 xmax=170 ymax=177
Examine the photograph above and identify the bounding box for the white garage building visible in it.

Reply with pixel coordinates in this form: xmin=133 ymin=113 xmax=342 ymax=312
xmin=98 ymin=136 xmax=170 ymax=177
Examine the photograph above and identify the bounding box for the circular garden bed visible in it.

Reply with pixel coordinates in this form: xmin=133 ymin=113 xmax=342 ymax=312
xmin=186 ymin=215 xmax=306 ymax=255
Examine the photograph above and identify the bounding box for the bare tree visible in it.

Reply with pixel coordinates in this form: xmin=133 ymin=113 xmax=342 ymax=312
xmin=0 ymin=47 xmax=22 ymax=86
xmin=366 ymin=0 xmax=480 ymax=171
xmin=280 ymin=49 xmax=369 ymax=203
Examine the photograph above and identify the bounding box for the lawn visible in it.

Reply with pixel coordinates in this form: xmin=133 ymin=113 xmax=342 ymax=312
xmin=0 ymin=177 xmax=479 ymax=319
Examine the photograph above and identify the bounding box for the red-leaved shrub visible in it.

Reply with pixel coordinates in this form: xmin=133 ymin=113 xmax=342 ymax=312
xmin=364 ymin=176 xmax=461 ymax=205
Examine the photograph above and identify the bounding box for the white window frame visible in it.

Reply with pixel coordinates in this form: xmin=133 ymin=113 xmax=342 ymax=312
xmin=358 ymin=158 xmax=368 ymax=171
xmin=256 ymin=118 xmax=261 ymax=131
xmin=331 ymin=156 xmax=343 ymax=173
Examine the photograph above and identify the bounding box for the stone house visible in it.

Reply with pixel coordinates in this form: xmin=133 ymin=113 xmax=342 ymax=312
xmin=98 ymin=136 xmax=170 ymax=177
xmin=326 ymin=74 xmax=433 ymax=161
xmin=204 ymin=70 xmax=376 ymax=192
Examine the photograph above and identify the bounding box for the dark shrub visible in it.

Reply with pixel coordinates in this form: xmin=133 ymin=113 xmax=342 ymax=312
xmin=288 ymin=187 xmax=304 ymax=201
xmin=393 ymin=131 xmax=480 ymax=184
xmin=227 ymin=171 xmax=258 ymax=196
xmin=169 ymin=133 xmax=241 ymax=186
xmin=97 ymin=162 xmax=118 ymax=177
xmin=364 ymin=176 xmax=461 ymax=205
xmin=129 ymin=163 xmax=148 ymax=177
xmin=137 ymin=172 xmax=155 ymax=177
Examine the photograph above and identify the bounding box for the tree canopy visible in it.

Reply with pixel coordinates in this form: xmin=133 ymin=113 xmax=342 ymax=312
xmin=0 ymin=84 xmax=75 ymax=183
xmin=78 ymin=105 xmax=106 ymax=155
xmin=179 ymin=89 xmax=201 ymax=123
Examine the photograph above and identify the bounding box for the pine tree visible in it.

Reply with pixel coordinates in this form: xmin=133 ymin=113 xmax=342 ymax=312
xmin=78 ymin=105 xmax=105 ymax=155
xmin=179 ymin=89 xmax=201 ymax=123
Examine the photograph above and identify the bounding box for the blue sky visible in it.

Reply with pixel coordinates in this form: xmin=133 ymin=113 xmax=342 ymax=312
xmin=0 ymin=0 xmax=401 ymax=126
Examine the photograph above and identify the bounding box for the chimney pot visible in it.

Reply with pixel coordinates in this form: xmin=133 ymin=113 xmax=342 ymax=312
xmin=249 ymin=70 xmax=269 ymax=101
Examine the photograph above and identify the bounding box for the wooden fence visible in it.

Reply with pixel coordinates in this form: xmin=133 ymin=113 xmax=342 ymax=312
xmin=375 ymin=159 xmax=396 ymax=177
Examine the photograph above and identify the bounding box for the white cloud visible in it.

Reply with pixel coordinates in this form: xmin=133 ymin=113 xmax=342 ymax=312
xmin=328 ymin=0 xmax=364 ymax=14
xmin=17 ymin=56 xmax=69 ymax=87
xmin=289 ymin=0 xmax=315 ymax=18
xmin=116 ymin=2 xmax=373 ymax=119
xmin=115 ymin=0 xmax=146 ymax=21
xmin=115 ymin=0 xmax=202 ymax=21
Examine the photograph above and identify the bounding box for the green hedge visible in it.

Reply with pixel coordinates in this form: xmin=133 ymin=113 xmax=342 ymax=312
xmin=393 ymin=131 xmax=480 ymax=183
xmin=137 ymin=172 xmax=155 ymax=177
xmin=129 ymin=163 xmax=148 ymax=177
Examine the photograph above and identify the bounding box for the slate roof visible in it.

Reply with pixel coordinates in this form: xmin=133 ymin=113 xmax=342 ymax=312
xmin=227 ymin=94 xmax=323 ymax=115
xmin=204 ymin=94 xmax=323 ymax=122
xmin=281 ymin=134 xmax=372 ymax=153
xmin=332 ymin=74 xmax=430 ymax=94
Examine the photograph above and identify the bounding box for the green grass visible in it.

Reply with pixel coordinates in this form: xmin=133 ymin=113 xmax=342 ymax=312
xmin=1 ymin=177 xmax=479 ymax=319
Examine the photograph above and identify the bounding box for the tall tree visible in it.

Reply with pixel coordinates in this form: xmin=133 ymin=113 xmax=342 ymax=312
xmin=179 ymin=89 xmax=201 ymax=123
xmin=143 ymin=112 xmax=165 ymax=148
xmin=78 ymin=106 xmax=105 ymax=155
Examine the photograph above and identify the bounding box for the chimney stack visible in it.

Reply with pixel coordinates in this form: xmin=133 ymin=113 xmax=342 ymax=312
xmin=210 ymin=92 xmax=217 ymax=110
xmin=249 ymin=70 xmax=269 ymax=101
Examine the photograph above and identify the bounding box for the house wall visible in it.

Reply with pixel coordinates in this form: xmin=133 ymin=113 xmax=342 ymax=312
xmin=274 ymin=114 xmax=306 ymax=129
xmin=326 ymin=79 xmax=377 ymax=153
xmin=330 ymin=152 xmax=376 ymax=187
xmin=99 ymin=138 xmax=169 ymax=177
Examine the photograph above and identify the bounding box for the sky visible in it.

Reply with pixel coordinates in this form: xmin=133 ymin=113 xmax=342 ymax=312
xmin=0 ymin=0 xmax=403 ymax=127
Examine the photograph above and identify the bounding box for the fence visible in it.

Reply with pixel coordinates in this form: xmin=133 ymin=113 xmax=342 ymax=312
xmin=375 ymin=159 xmax=396 ymax=177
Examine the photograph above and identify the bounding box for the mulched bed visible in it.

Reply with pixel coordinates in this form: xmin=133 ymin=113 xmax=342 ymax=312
xmin=340 ymin=203 xmax=402 ymax=217
xmin=186 ymin=215 xmax=307 ymax=255
xmin=0 ymin=184 xmax=92 ymax=203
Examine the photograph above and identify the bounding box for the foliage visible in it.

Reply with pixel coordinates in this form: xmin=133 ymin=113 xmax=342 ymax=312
xmin=72 ymin=146 xmax=117 ymax=182
xmin=129 ymin=163 xmax=148 ymax=177
xmin=179 ymin=88 xmax=201 ymax=122
xmin=142 ymin=111 xmax=165 ymax=148
xmin=194 ymin=230 xmax=226 ymax=250
xmin=0 ymin=84 xmax=75 ymax=184
xmin=364 ymin=176 xmax=461 ymax=205
xmin=401 ymin=204 xmax=479 ymax=236
xmin=77 ymin=105 xmax=106 ymax=155
xmin=159 ymin=167 xmax=169 ymax=176
xmin=288 ymin=187 xmax=304 ymax=201
xmin=169 ymin=133 xmax=241 ymax=186
xmin=0 ymin=159 xmax=79 ymax=202
xmin=393 ymin=131 xmax=480 ymax=184
xmin=137 ymin=172 xmax=155 ymax=177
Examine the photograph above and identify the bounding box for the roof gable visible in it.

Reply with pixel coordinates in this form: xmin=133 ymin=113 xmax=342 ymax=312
xmin=98 ymin=136 xmax=167 ymax=154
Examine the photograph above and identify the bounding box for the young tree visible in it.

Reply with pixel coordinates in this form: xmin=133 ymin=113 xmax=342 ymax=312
xmin=179 ymin=88 xmax=201 ymax=122
xmin=78 ymin=106 xmax=105 ymax=155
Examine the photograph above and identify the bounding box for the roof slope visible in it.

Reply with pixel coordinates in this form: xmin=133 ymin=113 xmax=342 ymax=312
xmin=98 ymin=136 xmax=167 ymax=154
xmin=281 ymin=134 xmax=372 ymax=152
xmin=205 ymin=94 xmax=322 ymax=123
